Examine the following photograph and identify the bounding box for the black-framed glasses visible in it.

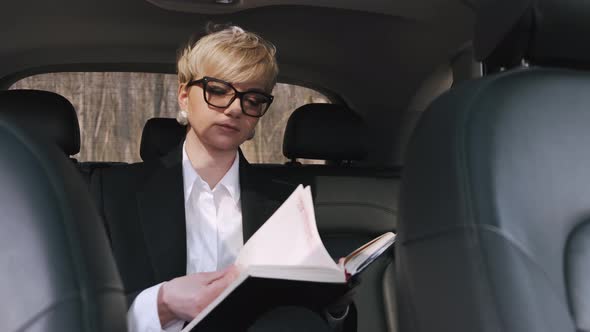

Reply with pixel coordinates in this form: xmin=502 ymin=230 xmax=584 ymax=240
xmin=186 ymin=76 xmax=274 ymax=117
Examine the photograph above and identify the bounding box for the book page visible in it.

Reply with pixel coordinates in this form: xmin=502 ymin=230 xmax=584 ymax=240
xmin=236 ymin=185 xmax=339 ymax=272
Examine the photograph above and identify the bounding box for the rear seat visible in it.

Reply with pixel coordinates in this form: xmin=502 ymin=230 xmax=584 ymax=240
xmin=139 ymin=104 xmax=400 ymax=331
xmin=258 ymin=103 xmax=399 ymax=332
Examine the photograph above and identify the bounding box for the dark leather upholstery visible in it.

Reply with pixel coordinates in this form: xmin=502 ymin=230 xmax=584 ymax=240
xmin=0 ymin=90 xmax=80 ymax=155
xmin=139 ymin=117 xmax=186 ymax=161
xmin=78 ymin=161 xmax=128 ymax=186
xmin=0 ymin=119 xmax=127 ymax=331
xmin=475 ymin=0 xmax=590 ymax=69
xmin=397 ymin=2 xmax=590 ymax=331
xmin=253 ymin=165 xmax=399 ymax=332
xmin=283 ymin=104 xmax=367 ymax=161
xmin=137 ymin=105 xmax=368 ymax=163
xmin=259 ymin=104 xmax=397 ymax=331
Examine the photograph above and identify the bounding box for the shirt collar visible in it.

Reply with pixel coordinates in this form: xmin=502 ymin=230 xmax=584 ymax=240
xmin=182 ymin=141 xmax=241 ymax=203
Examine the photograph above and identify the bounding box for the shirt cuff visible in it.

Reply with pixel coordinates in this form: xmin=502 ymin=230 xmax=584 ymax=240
xmin=127 ymin=283 xmax=184 ymax=332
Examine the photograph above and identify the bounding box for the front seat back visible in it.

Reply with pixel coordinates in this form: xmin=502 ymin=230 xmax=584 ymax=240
xmin=397 ymin=1 xmax=590 ymax=331
xmin=0 ymin=120 xmax=127 ymax=331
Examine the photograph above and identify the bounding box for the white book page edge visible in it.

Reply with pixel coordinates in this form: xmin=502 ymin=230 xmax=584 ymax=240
xmin=343 ymin=232 xmax=396 ymax=276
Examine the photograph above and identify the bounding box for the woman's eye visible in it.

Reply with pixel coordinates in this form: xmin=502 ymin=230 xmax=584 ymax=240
xmin=207 ymin=87 xmax=229 ymax=95
xmin=245 ymin=97 xmax=265 ymax=106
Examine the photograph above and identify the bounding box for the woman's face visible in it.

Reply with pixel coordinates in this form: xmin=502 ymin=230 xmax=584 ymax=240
xmin=179 ymin=76 xmax=265 ymax=153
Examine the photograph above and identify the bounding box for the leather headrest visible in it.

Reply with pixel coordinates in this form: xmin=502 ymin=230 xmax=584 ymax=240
xmin=140 ymin=117 xmax=186 ymax=161
xmin=0 ymin=90 xmax=80 ymax=155
xmin=283 ymin=103 xmax=367 ymax=161
xmin=475 ymin=0 xmax=590 ymax=69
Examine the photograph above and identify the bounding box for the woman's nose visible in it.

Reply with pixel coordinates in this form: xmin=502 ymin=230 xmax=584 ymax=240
xmin=223 ymin=97 xmax=242 ymax=117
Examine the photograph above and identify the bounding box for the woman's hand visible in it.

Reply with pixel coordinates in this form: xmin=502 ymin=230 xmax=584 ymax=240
xmin=157 ymin=265 xmax=240 ymax=326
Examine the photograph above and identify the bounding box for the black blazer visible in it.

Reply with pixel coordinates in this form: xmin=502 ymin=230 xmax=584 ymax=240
xmin=92 ymin=144 xmax=295 ymax=304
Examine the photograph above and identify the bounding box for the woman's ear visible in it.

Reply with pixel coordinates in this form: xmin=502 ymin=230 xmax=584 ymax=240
xmin=177 ymin=84 xmax=190 ymax=125
xmin=178 ymin=84 xmax=189 ymax=110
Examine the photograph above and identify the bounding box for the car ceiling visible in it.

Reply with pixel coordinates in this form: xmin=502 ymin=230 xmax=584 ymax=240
xmin=0 ymin=0 xmax=476 ymax=165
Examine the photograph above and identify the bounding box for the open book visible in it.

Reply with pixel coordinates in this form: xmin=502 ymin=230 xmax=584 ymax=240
xmin=181 ymin=185 xmax=395 ymax=331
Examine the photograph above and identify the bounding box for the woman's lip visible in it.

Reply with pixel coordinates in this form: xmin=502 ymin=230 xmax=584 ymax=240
xmin=216 ymin=123 xmax=239 ymax=131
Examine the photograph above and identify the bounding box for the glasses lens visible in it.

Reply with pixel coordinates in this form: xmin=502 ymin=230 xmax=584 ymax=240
xmin=204 ymin=80 xmax=235 ymax=107
xmin=242 ymin=92 xmax=272 ymax=117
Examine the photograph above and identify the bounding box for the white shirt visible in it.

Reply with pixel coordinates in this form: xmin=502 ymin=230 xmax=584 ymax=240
xmin=127 ymin=142 xmax=243 ymax=332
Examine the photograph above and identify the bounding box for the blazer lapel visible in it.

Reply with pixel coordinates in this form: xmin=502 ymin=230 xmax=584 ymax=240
xmin=137 ymin=144 xmax=187 ymax=282
xmin=239 ymin=152 xmax=297 ymax=242
xmin=240 ymin=165 xmax=269 ymax=242
xmin=136 ymin=146 xmax=297 ymax=280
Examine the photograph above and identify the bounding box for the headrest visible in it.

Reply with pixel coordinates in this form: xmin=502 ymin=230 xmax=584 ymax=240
xmin=474 ymin=0 xmax=590 ymax=69
xmin=140 ymin=117 xmax=186 ymax=161
xmin=0 ymin=90 xmax=80 ymax=155
xmin=283 ymin=103 xmax=367 ymax=161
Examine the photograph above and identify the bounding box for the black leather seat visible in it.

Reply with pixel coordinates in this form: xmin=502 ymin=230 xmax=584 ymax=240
xmin=397 ymin=1 xmax=590 ymax=331
xmin=0 ymin=89 xmax=129 ymax=183
xmin=0 ymin=89 xmax=99 ymax=181
xmin=139 ymin=117 xmax=186 ymax=161
xmin=282 ymin=103 xmax=367 ymax=164
xmin=0 ymin=89 xmax=80 ymax=157
xmin=0 ymin=119 xmax=127 ymax=331
xmin=262 ymin=104 xmax=399 ymax=331
xmin=137 ymin=104 xmax=366 ymax=164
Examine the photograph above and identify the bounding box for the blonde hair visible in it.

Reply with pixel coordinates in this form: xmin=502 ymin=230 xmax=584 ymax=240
xmin=177 ymin=25 xmax=279 ymax=91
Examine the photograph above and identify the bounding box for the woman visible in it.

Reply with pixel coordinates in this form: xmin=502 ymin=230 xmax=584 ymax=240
xmin=96 ymin=25 xmax=352 ymax=332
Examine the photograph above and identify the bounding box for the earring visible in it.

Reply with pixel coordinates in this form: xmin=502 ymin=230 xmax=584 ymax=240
xmin=176 ymin=109 xmax=188 ymax=125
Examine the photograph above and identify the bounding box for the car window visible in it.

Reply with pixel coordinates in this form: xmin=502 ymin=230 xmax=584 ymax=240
xmin=10 ymin=72 xmax=330 ymax=164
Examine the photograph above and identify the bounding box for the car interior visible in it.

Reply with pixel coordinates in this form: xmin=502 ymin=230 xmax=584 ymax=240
xmin=1 ymin=0 xmax=588 ymax=331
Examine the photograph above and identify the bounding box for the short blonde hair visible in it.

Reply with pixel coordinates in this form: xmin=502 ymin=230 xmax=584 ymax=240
xmin=177 ymin=25 xmax=279 ymax=92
